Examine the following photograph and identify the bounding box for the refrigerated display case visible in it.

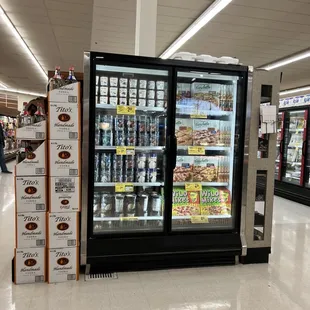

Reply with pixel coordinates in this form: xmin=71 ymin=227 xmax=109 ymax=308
xmin=82 ymin=52 xmax=249 ymax=271
xmin=275 ymin=96 xmax=310 ymax=206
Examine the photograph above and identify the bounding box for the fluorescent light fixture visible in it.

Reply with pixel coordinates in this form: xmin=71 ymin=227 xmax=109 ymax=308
xmin=259 ymin=50 xmax=310 ymax=71
xmin=0 ymin=88 xmax=45 ymax=97
xmin=0 ymin=5 xmax=47 ymax=80
xmin=0 ymin=81 xmax=7 ymax=89
xmin=160 ymin=0 xmax=232 ymax=59
xmin=280 ymin=85 xmax=310 ymax=96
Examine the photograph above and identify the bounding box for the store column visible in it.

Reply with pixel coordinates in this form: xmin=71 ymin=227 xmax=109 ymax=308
xmin=135 ymin=0 xmax=158 ymax=57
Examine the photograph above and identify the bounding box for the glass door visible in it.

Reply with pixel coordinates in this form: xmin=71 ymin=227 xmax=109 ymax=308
xmin=282 ymin=110 xmax=307 ymax=186
xmin=275 ymin=112 xmax=284 ymax=180
xmin=172 ymin=69 xmax=243 ymax=231
xmin=92 ymin=63 xmax=169 ymax=234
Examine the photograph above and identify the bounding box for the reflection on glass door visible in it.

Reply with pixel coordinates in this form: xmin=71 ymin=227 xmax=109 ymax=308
xmin=92 ymin=64 xmax=168 ymax=234
xmin=282 ymin=110 xmax=307 ymax=186
xmin=275 ymin=112 xmax=284 ymax=180
xmin=172 ymin=70 xmax=240 ymax=231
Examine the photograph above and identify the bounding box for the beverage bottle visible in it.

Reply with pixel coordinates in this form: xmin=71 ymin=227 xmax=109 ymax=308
xmin=66 ymin=66 xmax=77 ymax=84
xmin=48 ymin=66 xmax=63 ymax=91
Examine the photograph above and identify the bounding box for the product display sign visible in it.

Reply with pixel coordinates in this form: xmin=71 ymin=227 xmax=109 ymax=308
xmin=188 ymin=146 xmax=205 ymax=155
xmin=117 ymin=106 xmax=136 ymax=115
xmin=116 ymin=146 xmax=135 ymax=155
xmin=185 ymin=183 xmax=202 ymax=191
xmin=115 ymin=183 xmax=134 ymax=192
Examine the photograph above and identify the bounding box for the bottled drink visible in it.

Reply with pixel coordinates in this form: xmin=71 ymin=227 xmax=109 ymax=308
xmin=66 ymin=66 xmax=77 ymax=84
xmin=48 ymin=66 xmax=64 ymax=91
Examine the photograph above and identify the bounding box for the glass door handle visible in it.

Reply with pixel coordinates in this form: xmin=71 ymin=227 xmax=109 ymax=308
xmin=167 ymin=135 xmax=177 ymax=169
xmin=280 ymin=140 xmax=284 ymax=154
xmin=302 ymin=140 xmax=307 ymax=157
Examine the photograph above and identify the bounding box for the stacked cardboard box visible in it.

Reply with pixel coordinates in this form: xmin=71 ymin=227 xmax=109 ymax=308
xmin=47 ymin=83 xmax=81 ymax=283
xmin=14 ymin=107 xmax=47 ymax=284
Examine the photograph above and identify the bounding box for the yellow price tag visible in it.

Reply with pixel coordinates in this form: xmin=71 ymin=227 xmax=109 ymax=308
xmin=190 ymin=113 xmax=207 ymax=119
xmin=117 ymin=106 xmax=136 ymax=115
xmin=116 ymin=146 xmax=127 ymax=155
xmin=120 ymin=217 xmax=139 ymax=221
xmin=188 ymin=146 xmax=205 ymax=155
xmin=191 ymin=216 xmax=209 ymax=224
xmin=185 ymin=183 xmax=202 ymax=191
xmin=115 ymin=183 xmax=134 ymax=192
xmin=116 ymin=146 xmax=135 ymax=155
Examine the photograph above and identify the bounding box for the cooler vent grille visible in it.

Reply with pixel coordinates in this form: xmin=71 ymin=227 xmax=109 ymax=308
xmin=85 ymin=273 xmax=118 ymax=281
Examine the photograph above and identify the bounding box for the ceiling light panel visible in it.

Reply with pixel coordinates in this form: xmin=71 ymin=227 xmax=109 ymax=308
xmin=0 ymin=87 xmax=45 ymax=97
xmin=279 ymin=86 xmax=310 ymax=96
xmin=160 ymin=0 xmax=232 ymax=59
xmin=0 ymin=5 xmax=47 ymax=81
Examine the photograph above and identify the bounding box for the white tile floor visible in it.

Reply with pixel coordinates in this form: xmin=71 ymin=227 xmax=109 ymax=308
xmin=2 ymin=161 xmax=310 ymax=309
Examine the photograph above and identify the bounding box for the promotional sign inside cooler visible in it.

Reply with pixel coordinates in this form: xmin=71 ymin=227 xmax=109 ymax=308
xmin=16 ymin=212 xmax=46 ymax=248
xmin=48 ymin=103 xmax=80 ymax=140
xmin=48 ymin=82 xmax=80 ymax=104
xmin=16 ymin=120 xmax=47 ymax=140
xmin=15 ymin=176 xmax=47 ymax=213
xmin=48 ymin=247 xmax=79 ymax=283
xmin=14 ymin=247 xmax=46 ymax=284
xmin=47 ymin=212 xmax=79 ymax=248
xmin=49 ymin=140 xmax=80 ymax=177
xmin=15 ymin=141 xmax=46 ymax=176
xmin=49 ymin=177 xmax=80 ymax=212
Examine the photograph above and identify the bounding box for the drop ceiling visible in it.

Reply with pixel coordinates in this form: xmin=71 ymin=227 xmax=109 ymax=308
xmin=1 ymin=0 xmax=310 ymax=93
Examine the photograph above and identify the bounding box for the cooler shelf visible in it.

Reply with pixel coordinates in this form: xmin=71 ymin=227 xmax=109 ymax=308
xmin=96 ymin=104 xmax=166 ymax=113
xmin=173 ymin=182 xmax=229 ymax=187
xmin=94 ymin=182 xmax=164 ymax=187
xmin=95 ymin=146 xmax=165 ymax=151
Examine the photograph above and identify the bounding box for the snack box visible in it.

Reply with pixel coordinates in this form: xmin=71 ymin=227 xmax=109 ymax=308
xmin=173 ymin=156 xmax=194 ymax=182
xmin=193 ymin=120 xmax=220 ymax=146
xmin=16 ymin=120 xmax=47 ymax=140
xmin=47 ymin=212 xmax=79 ymax=248
xmin=15 ymin=176 xmax=47 ymax=213
xmin=200 ymin=187 xmax=231 ymax=215
xmin=191 ymin=83 xmax=221 ymax=110
xmin=48 ymin=102 xmax=80 ymax=140
xmin=172 ymin=187 xmax=200 ymax=216
xmin=175 ymin=119 xmax=193 ymax=146
xmin=193 ymin=156 xmax=219 ymax=182
xmin=16 ymin=212 xmax=46 ymax=248
xmin=48 ymin=247 xmax=79 ymax=283
xmin=49 ymin=140 xmax=80 ymax=177
xmin=219 ymin=121 xmax=231 ymax=146
xmin=49 ymin=176 xmax=80 ymax=212
xmin=14 ymin=247 xmax=46 ymax=284
xmin=48 ymin=82 xmax=80 ymax=104
xmin=15 ymin=141 xmax=47 ymax=176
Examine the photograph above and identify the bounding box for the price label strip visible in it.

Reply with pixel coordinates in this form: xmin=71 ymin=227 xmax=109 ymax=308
xmin=116 ymin=146 xmax=135 ymax=155
xmin=120 ymin=217 xmax=139 ymax=222
xmin=117 ymin=106 xmax=136 ymax=115
xmin=115 ymin=183 xmax=134 ymax=192
xmin=190 ymin=216 xmax=209 ymax=224
xmin=190 ymin=113 xmax=207 ymax=119
xmin=188 ymin=146 xmax=205 ymax=155
xmin=185 ymin=183 xmax=202 ymax=191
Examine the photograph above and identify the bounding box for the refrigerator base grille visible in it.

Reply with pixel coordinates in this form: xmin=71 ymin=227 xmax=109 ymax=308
xmin=85 ymin=273 xmax=118 ymax=281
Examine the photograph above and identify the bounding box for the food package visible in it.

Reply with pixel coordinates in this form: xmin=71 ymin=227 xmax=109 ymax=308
xmin=172 ymin=187 xmax=201 ymax=216
xmin=176 ymin=83 xmax=191 ymax=101
xmin=175 ymin=119 xmax=193 ymax=146
xmin=219 ymin=121 xmax=231 ymax=146
xmin=191 ymin=83 xmax=221 ymax=110
xmin=193 ymin=156 xmax=218 ymax=182
xmin=200 ymin=187 xmax=231 ymax=215
xmin=173 ymin=156 xmax=194 ymax=182
xmin=193 ymin=120 xmax=220 ymax=146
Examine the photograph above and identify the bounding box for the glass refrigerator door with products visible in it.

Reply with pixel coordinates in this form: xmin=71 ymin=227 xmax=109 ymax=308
xmin=91 ymin=64 xmax=169 ymax=234
xmin=172 ymin=69 xmax=242 ymax=231
xmin=275 ymin=112 xmax=284 ymax=180
xmin=281 ymin=110 xmax=307 ymax=186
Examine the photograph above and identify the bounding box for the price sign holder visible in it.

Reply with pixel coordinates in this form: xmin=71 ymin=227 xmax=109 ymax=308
xmin=185 ymin=183 xmax=202 ymax=191
xmin=190 ymin=216 xmax=209 ymax=224
xmin=188 ymin=146 xmax=205 ymax=155
xmin=116 ymin=147 xmax=135 ymax=155
xmin=117 ymin=106 xmax=136 ymax=115
xmin=115 ymin=183 xmax=134 ymax=192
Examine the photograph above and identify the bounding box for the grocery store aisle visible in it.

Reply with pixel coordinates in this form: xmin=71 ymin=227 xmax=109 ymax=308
xmin=1 ymin=170 xmax=310 ymax=309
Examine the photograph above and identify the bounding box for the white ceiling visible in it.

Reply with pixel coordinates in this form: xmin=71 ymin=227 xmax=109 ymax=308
xmin=0 ymin=0 xmax=310 ymax=93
